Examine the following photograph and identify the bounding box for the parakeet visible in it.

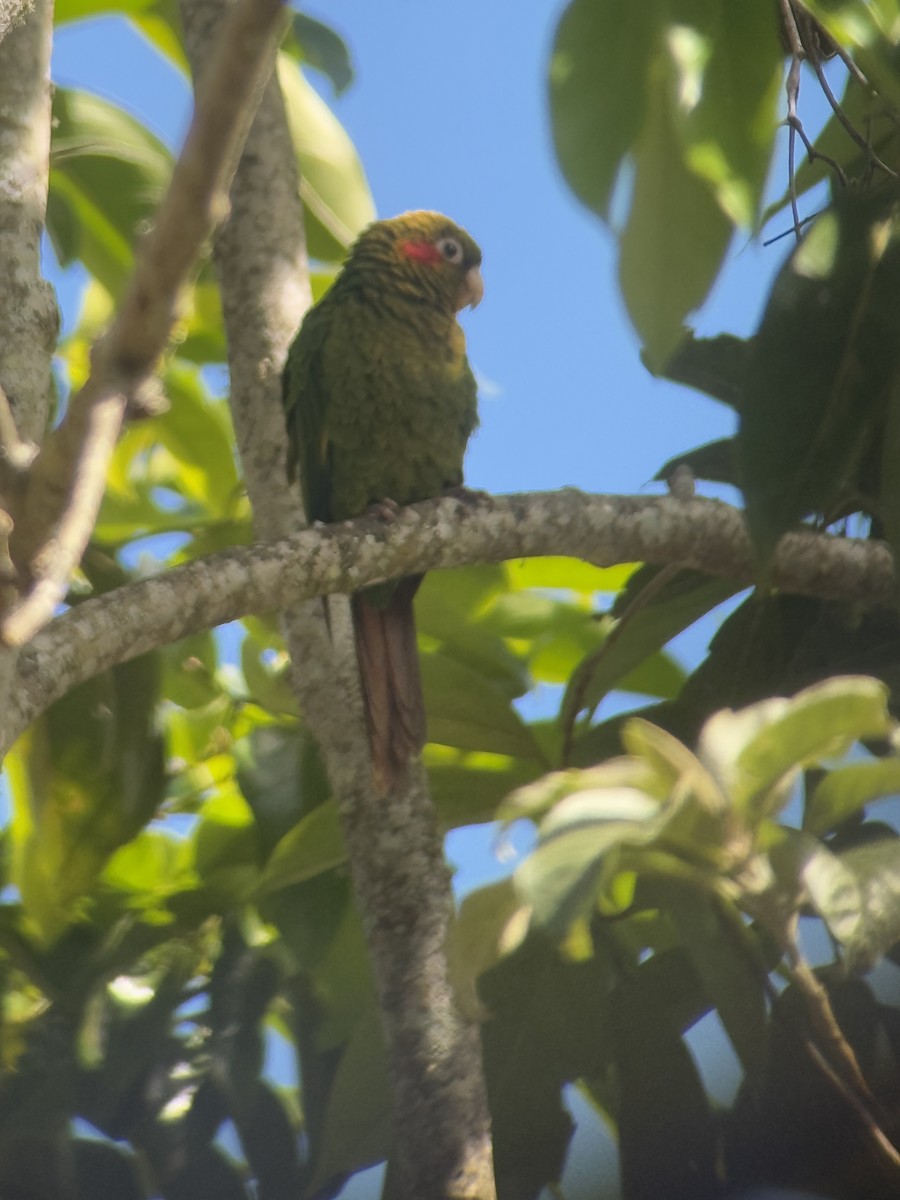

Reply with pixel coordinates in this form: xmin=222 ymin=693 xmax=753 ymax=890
xmin=282 ymin=211 xmax=484 ymax=794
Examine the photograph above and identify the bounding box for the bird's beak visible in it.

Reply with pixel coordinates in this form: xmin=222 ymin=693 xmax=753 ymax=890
xmin=458 ymin=265 xmax=484 ymax=311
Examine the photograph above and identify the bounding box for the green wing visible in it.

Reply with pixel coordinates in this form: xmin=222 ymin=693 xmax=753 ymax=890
xmin=282 ymin=300 xmax=334 ymax=523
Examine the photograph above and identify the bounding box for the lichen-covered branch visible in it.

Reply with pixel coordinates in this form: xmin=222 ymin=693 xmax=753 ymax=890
xmin=0 ymin=0 xmax=34 ymax=45
xmin=0 ymin=0 xmax=54 ymax=704
xmin=0 ymin=0 xmax=55 ymax=458
xmin=2 ymin=0 xmax=288 ymax=647
xmin=9 ymin=489 xmax=895 ymax=754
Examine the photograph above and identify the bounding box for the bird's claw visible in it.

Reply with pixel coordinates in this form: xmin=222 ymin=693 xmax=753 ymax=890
xmin=366 ymin=497 xmax=402 ymax=523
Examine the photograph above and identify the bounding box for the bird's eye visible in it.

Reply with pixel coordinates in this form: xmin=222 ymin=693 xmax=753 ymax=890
xmin=436 ymin=236 xmax=462 ymax=262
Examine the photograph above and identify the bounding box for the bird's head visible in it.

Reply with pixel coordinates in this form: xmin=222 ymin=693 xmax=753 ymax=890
xmin=349 ymin=211 xmax=484 ymax=313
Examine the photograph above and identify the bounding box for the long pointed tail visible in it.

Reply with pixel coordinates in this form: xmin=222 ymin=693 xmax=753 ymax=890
xmin=351 ymin=575 xmax=426 ymax=795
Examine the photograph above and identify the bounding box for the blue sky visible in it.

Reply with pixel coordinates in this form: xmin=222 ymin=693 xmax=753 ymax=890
xmin=51 ymin=0 xmax=780 ymax=507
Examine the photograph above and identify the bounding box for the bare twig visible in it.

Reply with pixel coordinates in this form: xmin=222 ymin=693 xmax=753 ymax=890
xmin=0 ymin=383 xmax=36 ymax=473
xmin=781 ymin=932 xmax=900 ymax=1175
xmin=2 ymin=0 xmax=288 ymax=647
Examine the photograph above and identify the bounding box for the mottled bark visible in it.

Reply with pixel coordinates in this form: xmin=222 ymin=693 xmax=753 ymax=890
xmin=8 ymin=488 xmax=894 ymax=753
xmin=0 ymin=0 xmax=54 ymax=709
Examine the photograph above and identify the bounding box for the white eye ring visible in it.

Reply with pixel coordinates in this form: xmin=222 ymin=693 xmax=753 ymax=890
xmin=436 ymin=236 xmax=462 ymax=262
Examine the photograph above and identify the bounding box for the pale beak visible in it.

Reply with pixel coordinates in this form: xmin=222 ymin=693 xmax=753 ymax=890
xmin=458 ymin=264 xmax=484 ymax=310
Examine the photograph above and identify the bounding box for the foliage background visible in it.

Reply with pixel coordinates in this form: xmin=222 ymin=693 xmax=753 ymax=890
xmin=7 ymin=1 xmax=900 ymax=1199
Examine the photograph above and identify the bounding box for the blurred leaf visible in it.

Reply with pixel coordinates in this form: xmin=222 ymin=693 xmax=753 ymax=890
xmin=55 ymin=0 xmax=190 ymax=71
xmin=256 ymin=801 xmax=345 ymax=895
xmin=612 ymin=962 xmax=719 ymax=1200
xmin=699 ymin=675 xmax=893 ymax=824
xmin=235 ymin=723 xmax=312 ymax=851
xmin=428 ymin=746 xmax=540 ymax=828
xmin=103 ymin=829 xmax=197 ymax=912
xmin=515 ymin=788 xmax=666 ymax=936
xmin=422 ymin=651 xmax=542 ymax=759
xmin=306 ymin=1011 xmax=390 ymax=1195
xmin=839 ymin=833 xmax=900 ymax=971
xmin=447 ymin=878 xmax=530 ymax=1020
xmin=291 ymin=11 xmax=353 ymax=94
xmin=806 ymin=758 xmax=900 ymax=836
xmin=73 ymin=1138 xmax=144 ymax=1200
xmin=740 ymin=189 xmax=900 ymax=564
xmin=549 ymin=0 xmax=657 ymax=218
xmin=163 ymin=1146 xmax=249 ymax=1200
xmin=561 ymin=571 xmax=739 ymax=736
xmin=674 ymin=4 xmax=782 ymax=229
xmin=277 ymin=54 xmax=375 ymax=261
xmin=619 ymin=49 xmax=733 ymax=364
xmin=657 ymin=880 xmax=767 ymax=1078
xmin=8 ymin=654 xmax=165 ymax=943
xmin=481 ymin=932 xmax=616 ymax=1200
xmin=503 ymin=556 xmax=635 ymax=595
xmin=652 ymin=331 xmax=750 ymax=409
xmin=162 ymin=631 xmax=220 ymax=709
xmin=235 ymin=1081 xmax=300 ymax=1200
xmin=48 ymin=88 xmax=171 ymax=296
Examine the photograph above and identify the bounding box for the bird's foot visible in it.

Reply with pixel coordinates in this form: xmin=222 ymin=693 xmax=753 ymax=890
xmin=365 ymin=497 xmax=402 ymax=523
xmin=442 ymin=484 xmax=490 ymax=507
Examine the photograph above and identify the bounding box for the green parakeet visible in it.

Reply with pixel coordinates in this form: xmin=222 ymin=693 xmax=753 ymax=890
xmin=282 ymin=211 xmax=484 ymax=794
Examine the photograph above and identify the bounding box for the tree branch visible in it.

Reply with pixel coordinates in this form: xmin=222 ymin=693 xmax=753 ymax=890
xmin=2 ymin=0 xmax=289 ymax=647
xmin=9 ymin=490 xmax=895 ymax=754
xmin=0 ymin=0 xmax=55 ymax=465
xmin=0 ymin=0 xmax=54 ymax=706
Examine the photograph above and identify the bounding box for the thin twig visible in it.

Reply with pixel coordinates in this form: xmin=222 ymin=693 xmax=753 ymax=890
xmin=1 ymin=0 xmax=288 ymax=646
xmin=793 ymin=10 xmax=897 ymax=179
xmin=0 ymin=381 xmax=36 ymax=472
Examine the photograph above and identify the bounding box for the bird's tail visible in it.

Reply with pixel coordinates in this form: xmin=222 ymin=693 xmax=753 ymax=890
xmin=351 ymin=575 xmax=426 ymax=795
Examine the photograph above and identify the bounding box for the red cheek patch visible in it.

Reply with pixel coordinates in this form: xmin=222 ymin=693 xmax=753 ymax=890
xmin=400 ymin=240 xmax=442 ymax=266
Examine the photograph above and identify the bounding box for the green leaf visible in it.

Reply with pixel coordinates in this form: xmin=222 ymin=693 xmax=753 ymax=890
xmin=806 ymin=758 xmax=900 ymax=836
xmin=48 ymin=88 xmax=171 ymax=296
xmin=651 ymin=331 xmax=750 ymax=410
xmin=55 ymin=0 xmax=190 ymax=72
xmin=277 ymin=54 xmax=375 ymax=261
xmin=699 ymin=675 xmax=893 ymax=825
xmin=256 ymin=801 xmax=345 ymax=895
xmin=740 ymin=189 xmax=900 ymax=564
xmin=516 ymin=789 xmax=667 ymax=935
xmin=674 ymin=4 xmax=782 ymax=229
xmin=612 ymin=961 xmax=719 ymax=1200
xmin=427 ymin=747 xmax=540 ymax=829
xmin=8 ymin=653 xmax=166 ymax=943
xmin=549 ymin=0 xmax=659 ymax=218
xmin=306 ymin=1011 xmax=390 ymax=1194
xmin=503 ymin=556 xmax=635 ymax=595
xmin=561 ymin=571 xmax=739 ymax=734
xmin=446 ymin=878 xmax=530 ymax=1020
xmin=162 ymin=631 xmax=220 ymax=709
xmin=619 ymin=52 xmax=733 ymax=364
xmin=422 ymin=651 xmax=542 ymax=759
xmin=291 ymin=12 xmax=354 ymax=95
xmin=480 ymin=935 xmax=612 ymax=1198
xmin=839 ymin=833 xmax=900 ymax=970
